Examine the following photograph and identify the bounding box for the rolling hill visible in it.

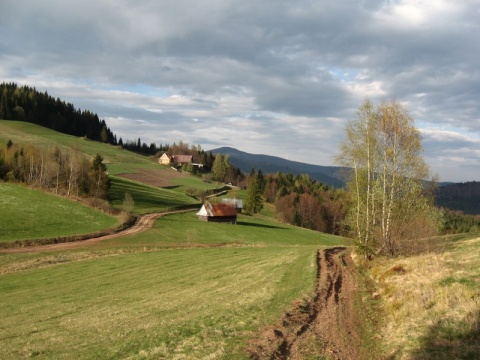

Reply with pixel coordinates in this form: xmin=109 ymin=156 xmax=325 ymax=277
xmin=211 ymin=147 xmax=480 ymax=215
xmin=210 ymin=146 xmax=346 ymax=188
xmin=435 ymin=181 xmax=480 ymax=215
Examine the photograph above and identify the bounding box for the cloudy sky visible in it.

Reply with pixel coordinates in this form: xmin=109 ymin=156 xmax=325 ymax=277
xmin=1 ymin=0 xmax=479 ymax=182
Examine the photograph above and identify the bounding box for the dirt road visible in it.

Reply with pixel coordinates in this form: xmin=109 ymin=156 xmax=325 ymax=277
xmin=0 ymin=210 xmax=192 ymax=253
xmin=247 ymin=247 xmax=364 ymax=360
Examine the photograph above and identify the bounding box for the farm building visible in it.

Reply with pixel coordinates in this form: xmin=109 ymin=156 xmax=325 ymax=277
xmin=158 ymin=154 xmax=193 ymax=166
xmin=173 ymin=155 xmax=193 ymax=165
xmin=196 ymin=202 xmax=238 ymax=223
xmin=158 ymin=153 xmax=172 ymax=165
xmin=222 ymin=198 xmax=243 ymax=213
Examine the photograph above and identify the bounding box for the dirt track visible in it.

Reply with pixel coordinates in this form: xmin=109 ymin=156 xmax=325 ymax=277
xmin=247 ymin=247 xmax=364 ymax=360
xmin=0 ymin=210 xmax=190 ymax=253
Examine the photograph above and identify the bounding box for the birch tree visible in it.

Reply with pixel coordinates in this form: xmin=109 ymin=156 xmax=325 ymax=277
xmin=336 ymin=99 xmax=442 ymax=258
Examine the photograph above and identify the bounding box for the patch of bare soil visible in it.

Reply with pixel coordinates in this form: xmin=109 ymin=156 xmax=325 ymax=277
xmin=246 ymin=247 xmax=365 ymax=360
xmin=0 ymin=210 xmax=192 ymax=253
xmin=119 ymin=168 xmax=189 ymax=187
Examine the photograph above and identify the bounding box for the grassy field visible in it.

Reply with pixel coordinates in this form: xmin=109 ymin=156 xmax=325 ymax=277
xmin=80 ymin=211 xmax=347 ymax=250
xmin=0 ymin=120 xmax=158 ymax=175
xmin=0 ymin=183 xmax=119 ymax=242
xmin=109 ymin=176 xmax=200 ymax=214
xmin=3 ymin=119 xmax=477 ymax=358
xmin=0 ymin=209 xmax=348 ymax=359
xmin=368 ymin=234 xmax=480 ymax=359
xmin=0 ymin=119 xmax=349 ymax=357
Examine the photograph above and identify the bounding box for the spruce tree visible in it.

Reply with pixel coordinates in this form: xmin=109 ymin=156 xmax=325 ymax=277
xmin=244 ymin=169 xmax=264 ymax=215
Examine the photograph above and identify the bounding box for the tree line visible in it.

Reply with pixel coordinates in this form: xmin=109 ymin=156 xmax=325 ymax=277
xmin=0 ymin=82 xmax=117 ymax=145
xmin=263 ymin=172 xmax=348 ymax=235
xmin=442 ymin=210 xmax=480 ymax=234
xmin=0 ymin=140 xmax=110 ymax=199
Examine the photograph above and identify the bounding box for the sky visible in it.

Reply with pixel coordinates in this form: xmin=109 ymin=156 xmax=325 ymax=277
xmin=1 ymin=0 xmax=479 ymax=182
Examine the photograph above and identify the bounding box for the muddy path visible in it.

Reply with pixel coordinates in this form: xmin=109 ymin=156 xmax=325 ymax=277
xmin=247 ymin=247 xmax=364 ymax=360
xmin=0 ymin=209 xmax=193 ymax=253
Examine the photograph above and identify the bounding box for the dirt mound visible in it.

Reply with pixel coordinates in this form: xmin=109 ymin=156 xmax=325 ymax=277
xmin=246 ymin=247 xmax=364 ymax=360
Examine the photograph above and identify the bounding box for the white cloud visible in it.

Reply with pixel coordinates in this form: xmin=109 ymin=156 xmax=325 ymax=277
xmin=1 ymin=0 xmax=479 ymax=181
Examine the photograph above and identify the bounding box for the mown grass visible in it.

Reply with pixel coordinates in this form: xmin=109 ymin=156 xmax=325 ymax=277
xmin=0 ymin=119 xmax=361 ymax=358
xmin=0 ymin=215 xmax=340 ymax=359
xmin=0 ymin=120 xmax=158 ymax=175
xmin=109 ymin=176 xmax=200 ymax=214
xmin=80 ymin=211 xmax=348 ymax=251
xmin=0 ymin=201 xmax=349 ymax=359
xmin=170 ymin=175 xmax=214 ymax=192
xmin=368 ymin=234 xmax=480 ymax=359
xmin=0 ymin=183 xmax=119 ymax=242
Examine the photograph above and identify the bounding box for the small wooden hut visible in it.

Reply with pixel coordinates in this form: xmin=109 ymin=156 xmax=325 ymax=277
xmin=196 ymin=202 xmax=238 ymax=224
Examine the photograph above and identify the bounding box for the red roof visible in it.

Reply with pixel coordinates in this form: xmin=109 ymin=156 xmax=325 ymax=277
xmin=173 ymin=155 xmax=193 ymax=163
xmin=203 ymin=202 xmax=238 ymax=217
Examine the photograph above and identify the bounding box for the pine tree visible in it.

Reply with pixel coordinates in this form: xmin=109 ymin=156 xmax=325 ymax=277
xmin=211 ymin=154 xmax=227 ymax=182
xmin=244 ymin=169 xmax=264 ymax=215
xmin=90 ymin=153 xmax=110 ymax=198
xmin=0 ymin=89 xmax=11 ymax=119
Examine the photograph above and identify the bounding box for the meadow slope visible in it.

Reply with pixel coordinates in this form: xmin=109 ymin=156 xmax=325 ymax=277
xmin=0 ymin=210 xmax=352 ymax=359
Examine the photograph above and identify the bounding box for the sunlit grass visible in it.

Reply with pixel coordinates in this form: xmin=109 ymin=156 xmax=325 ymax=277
xmin=368 ymin=235 xmax=480 ymax=359
xmin=0 ymin=246 xmax=318 ymax=359
xmin=109 ymin=176 xmax=199 ymax=214
xmin=102 ymin=211 xmax=349 ymax=249
xmin=0 ymin=120 xmax=158 ymax=175
xmin=0 ymin=183 xmax=119 ymax=242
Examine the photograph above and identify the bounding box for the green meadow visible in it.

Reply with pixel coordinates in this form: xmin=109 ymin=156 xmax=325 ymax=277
xmin=109 ymin=176 xmax=200 ymax=214
xmin=0 ymin=212 xmax=348 ymax=359
xmin=0 ymin=183 xmax=119 ymax=242
xmin=0 ymin=120 xmax=351 ymax=358
xmin=0 ymin=120 xmax=158 ymax=175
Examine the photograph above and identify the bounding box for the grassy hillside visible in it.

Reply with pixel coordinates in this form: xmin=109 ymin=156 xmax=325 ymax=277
xmin=0 ymin=119 xmax=352 ymax=357
xmin=367 ymin=234 xmax=480 ymax=358
xmin=109 ymin=176 xmax=199 ymax=214
xmin=3 ymin=119 xmax=476 ymax=359
xmin=0 ymin=119 xmax=205 ymax=214
xmin=0 ymin=183 xmax=119 ymax=242
xmin=0 ymin=120 xmax=157 ymax=175
xmin=0 ymin=210 xmax=348 ymax=359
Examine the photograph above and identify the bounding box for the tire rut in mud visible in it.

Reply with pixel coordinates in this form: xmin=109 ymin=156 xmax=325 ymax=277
xmin=246 ymin=247 xmax=363 ymax=360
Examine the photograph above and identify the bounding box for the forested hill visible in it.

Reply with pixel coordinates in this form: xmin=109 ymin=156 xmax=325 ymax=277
xmin=0 ymin=82 xmax=116 ymax=144
xmin=436 ymin=181 xmax=480 ymax=215
xmin=210 ymin=146 xmax=346 ymax=188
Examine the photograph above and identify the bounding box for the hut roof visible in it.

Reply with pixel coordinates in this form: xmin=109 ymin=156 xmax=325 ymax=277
xmin=173 ymin=155 xmax=193 ymax=163
xmin=197 ymin=202 xmax=237 ymax=217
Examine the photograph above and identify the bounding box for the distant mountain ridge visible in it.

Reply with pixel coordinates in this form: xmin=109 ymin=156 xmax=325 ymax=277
xmin=210 ymin=147 xmax=346 ymax=188
xmin=435 ymin=181 xmax=480 ymax=215
xmin=210 ymin=147 xmax=480 ymax=214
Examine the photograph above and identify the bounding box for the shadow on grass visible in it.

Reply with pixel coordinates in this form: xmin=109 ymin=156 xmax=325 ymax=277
xmin=236 ymin=221 xmax=289 ymax=230
xmin=408 ymin=310 xmax=480 ymax=360
xmin=162 ymin=185 xmax=181 ymax=190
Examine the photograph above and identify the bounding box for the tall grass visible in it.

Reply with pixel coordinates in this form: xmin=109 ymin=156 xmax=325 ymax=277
xmin=367 ymin=235 xmax=480 ymax=359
